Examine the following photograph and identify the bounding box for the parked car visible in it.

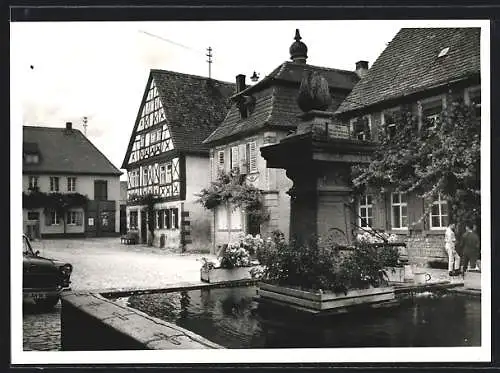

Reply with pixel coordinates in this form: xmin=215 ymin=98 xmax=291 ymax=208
xmin=23 ymin=234 xmax=73 ymax=309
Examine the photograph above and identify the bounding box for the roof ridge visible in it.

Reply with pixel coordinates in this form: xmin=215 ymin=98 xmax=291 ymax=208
xmin=150 ymin=69 xmax=236 ymax=86
xmin=284 ymin=61 xmax=357 ymax=76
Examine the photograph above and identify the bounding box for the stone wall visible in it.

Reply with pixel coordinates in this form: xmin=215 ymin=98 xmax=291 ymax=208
xmin=392 ymin=232 xmax=447 ymax=265
xmin=61 ymin=291 xmax=222 ymax=350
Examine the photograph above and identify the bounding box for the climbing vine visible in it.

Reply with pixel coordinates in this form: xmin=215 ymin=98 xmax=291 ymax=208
xmin=196 ymin=169 xmax=269 ymax=227
xmin=351 ymin=94 xmax=480 ymax=233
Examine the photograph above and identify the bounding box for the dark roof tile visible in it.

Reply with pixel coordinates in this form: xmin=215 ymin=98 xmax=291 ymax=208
xmin=336 ymin=28 xmax=480 ymax=114
xmin=23 ymin=126 xmax=122 ymax=175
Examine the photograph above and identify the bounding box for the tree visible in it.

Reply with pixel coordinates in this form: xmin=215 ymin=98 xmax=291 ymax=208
xmin=128 ymin=192 xmax=159 ymax=246
xmin=351 ymin=93 xmax=480 ymax=235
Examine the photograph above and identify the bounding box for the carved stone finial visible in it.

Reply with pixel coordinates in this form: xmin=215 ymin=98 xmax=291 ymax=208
xmin=297 ymin=71 xmax=332 ymax=112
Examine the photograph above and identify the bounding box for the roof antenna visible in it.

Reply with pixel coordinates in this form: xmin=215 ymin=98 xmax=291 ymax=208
xmin=206 ymin=46 xmax=213 ymax=79
xmin=82 ymin=116 xmax=88 ymax=136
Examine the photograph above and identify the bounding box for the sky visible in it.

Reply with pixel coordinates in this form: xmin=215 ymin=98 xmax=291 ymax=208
xmin=10 ymin=20 xmax=410 ymax=179
xmin=10 ymin=20 xmax=482 ymax=181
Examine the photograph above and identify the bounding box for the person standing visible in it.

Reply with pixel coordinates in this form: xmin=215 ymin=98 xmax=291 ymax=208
xmin=461 ymin=222 xmax=480 ymax=273
xmin=445 ymin=223 xmax=460 ymax=276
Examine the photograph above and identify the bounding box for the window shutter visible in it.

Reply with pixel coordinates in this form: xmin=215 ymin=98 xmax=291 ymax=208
xmin=231 ymin=146 xmax=239 ymax=171
xmin=159 ymin=210 xmax=164 ymax=229
xmin=248 ymin=142 xmax=258 ymax=173
xmin=217 ymin=150 xmax=225 ymax=174
xmin=172 ymin=208 xmax=179 ymax=229
xmin=239 ymin=144 xmax=247 ymax=174
xmin=45 ymin=210 xmax=51 ymax=226
xmin=166 ymin=209 xmax=172 ymax=229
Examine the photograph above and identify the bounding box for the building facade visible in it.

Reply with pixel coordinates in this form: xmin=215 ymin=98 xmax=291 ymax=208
xmin=203 ymin=30 xmax=361 ymax=249
xmin=121 ymin=69 xmax=235 ymax=251
xmin=334 ymin=27 xmax=481 ymax=263
xmin=22 ymin=123 xmax=122 ymax=238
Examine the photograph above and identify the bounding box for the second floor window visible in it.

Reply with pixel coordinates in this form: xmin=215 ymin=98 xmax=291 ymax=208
xmin=391 ymin=193 xmax=408 ymax=229
xmin=358 ymin=195 xmax=373 ymax=228
xmin=382 ymin=109 xmax=399 ymax=140
xmin=430 ymin=193 xmax=449 ymax=229
xmin=351 ymin=115 xmax=372 ymax=141
xmin=421 ymin=98 xmax=443 ymax=130
xmin=50 ymin=177 xmax=59 ymax=192
xmin=67 ymin=177 xmax=76 ymax=192
xmin=28 ymin=176 xmax=38 ymax=191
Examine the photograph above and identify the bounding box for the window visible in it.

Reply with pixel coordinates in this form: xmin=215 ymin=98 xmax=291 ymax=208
xmin=430 ymin=194 xmax=449 ymax=229
xmin=160 ymin=165 xmax=166 ymax=184
xmin=391 ymin=193 xmax=408 ymax=229
xmin=164 ymin=209 xmax=171 ymax=229
xmin=158 ymin=210 xmax=164 ymax=229
xmin=94 ymin=180 xmax=108 ymax=201
xmin=28 ymin=176 xmax=38 ymax=191
xmin=248 ymin=141 xmax=258 ymax=173
xmin=50 ymin=177 xmax=59 ymax=192
xmin=171 ymin=208 xmax=179 ymax=229
xmin=166 ymin=164 xmax=172 ymax=183
xmin=67 ymin=177 xmax=77 ymax=192
xmin=351 ymin=115 xmax=372 ymax=141
xmin=466 ymin=87 xmax=481 ymax=117
xmin=358 ymin=195 xmax=374 ymax=228
xmin=50 ymin=211 xmax=60 ymax=225
xmin=130 ymin=211 xmax=138 ymax=229
xmin=143 ymin=168 xmax=148 ymax=186
xmin=230 ymin=207 xmax=243 ymax=230
xmin=216 ymin=205 xmax=228 ymax=230
xmin=67 ymin=211 xmax=82 ymax=225
xmin=27 ymin=211 xmax=39 ymax=221
xmin=382 ymin=109 xmax=398 ymax=140
xmin=156 ymin=210 xmax=161 ymax=229
xmin=421 ymin=98 xmax=443 ymax=129
xmin=25 ymin=154 xmax=39 ymax=164
xmin=230 ymin=146 xmax=239 ymax=171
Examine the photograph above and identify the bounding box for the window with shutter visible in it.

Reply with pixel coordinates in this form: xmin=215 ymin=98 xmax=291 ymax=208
xmin=230 ymin=146 xmax=239 ymax=171
xmin=238 ymin=144 xmax=247 ymax=174
xmin=158 ymin=210 xmax=164 ymax=229
xmin=248 ymin=141 xmax=258 ymax=173
xmin=165 ymin=209 xmax=171 ymax=229
xmin=171 ymin=208 xmax=179 ymax=229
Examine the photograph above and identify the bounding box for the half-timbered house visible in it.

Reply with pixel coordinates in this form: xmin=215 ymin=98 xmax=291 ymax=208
xmin=122 ymin=69 xmax=235 ymax=251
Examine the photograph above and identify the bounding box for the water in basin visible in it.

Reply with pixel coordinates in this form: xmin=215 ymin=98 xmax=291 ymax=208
xmin=123 ymin=286 xmax=480 ymax=348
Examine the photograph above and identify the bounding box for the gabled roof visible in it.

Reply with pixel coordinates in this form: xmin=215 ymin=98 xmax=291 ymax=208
xmin=203 ymin=61 xmax=359 ymax=145
xmin=121 ymin=70 xmax=235 ymax=168
xmin=336 ymin=27 xmax=480 ymax=114
xmin=23 ymin=126 xmax=122 ymax=175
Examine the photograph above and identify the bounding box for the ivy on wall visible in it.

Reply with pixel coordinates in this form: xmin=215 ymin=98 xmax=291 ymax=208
xmin=351 ymin=94 xmax=480 ymax=233
xmin=22 ymin=189 xmax=88 ymax=213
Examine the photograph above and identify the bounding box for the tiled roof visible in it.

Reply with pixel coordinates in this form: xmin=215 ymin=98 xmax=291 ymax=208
xmin=153 ymin=70 xmax=235 ymax=152
xmin=23 ymin=126 xmax=122 ymax=175
xmin=336 ymin=28 xmax=480 ymax=114
xmin=203 ymin=61 xmax=359 ymax=144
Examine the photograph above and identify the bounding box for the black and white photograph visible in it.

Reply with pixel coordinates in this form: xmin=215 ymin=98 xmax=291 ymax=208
xmin=10 ymin=17 xmax=490 ymax=365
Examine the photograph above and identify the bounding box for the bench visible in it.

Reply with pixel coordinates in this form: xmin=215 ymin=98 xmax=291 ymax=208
xmin=121 ymin=233 xmax=138 ymax=245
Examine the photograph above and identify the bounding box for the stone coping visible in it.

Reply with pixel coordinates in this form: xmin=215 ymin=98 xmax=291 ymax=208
xmin=61 ymin=291 xmax=224 ymax=350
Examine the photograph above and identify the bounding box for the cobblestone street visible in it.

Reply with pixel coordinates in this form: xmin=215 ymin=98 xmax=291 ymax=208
xmin=23 ymin=237 xmax=215 ymax=351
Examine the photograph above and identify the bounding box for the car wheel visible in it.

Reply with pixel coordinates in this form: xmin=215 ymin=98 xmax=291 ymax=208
xmin=34 ymin=296 xmax=60 ymax=309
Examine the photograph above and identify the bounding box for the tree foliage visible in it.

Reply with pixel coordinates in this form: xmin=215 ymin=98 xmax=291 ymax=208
xmin=196 ymin=169 xmax=269 ymax=226
xmin=351 ymin=94 xmax=480 ymax=231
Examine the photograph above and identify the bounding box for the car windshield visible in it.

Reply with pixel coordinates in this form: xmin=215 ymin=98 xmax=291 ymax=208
xmin=23 ymin=236 xmax=35 ymax=256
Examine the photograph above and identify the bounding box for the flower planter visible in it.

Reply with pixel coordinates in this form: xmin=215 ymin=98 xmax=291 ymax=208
xmin=257 ymin=282 xmax=395 ymax=311
xmin=383 ymin=266 xmax=405 ymax=283
xmin=200 ymin=266 xmax=259 ymax=283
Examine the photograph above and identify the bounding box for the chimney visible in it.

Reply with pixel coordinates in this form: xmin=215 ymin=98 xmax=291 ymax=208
xmin=65 ymin=122 xmax=72 ymax=130
xmin=355 ymin=61 xmax=369 ymax=79
xmin=236 ymin=74 xmax=246 ymax=93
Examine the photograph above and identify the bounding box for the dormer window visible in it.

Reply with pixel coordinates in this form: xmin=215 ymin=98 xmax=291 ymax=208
xmin=437 ymin=47 xmax=449 ymax=58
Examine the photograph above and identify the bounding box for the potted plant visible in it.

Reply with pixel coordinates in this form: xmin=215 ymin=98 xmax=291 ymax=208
xmin=355 ymin=231 xmax=406 ymax=283
xmin=256 ymin=233 xmax=396 ymax=313
xmin=200 ymin=234 xmax=263 ymax=283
